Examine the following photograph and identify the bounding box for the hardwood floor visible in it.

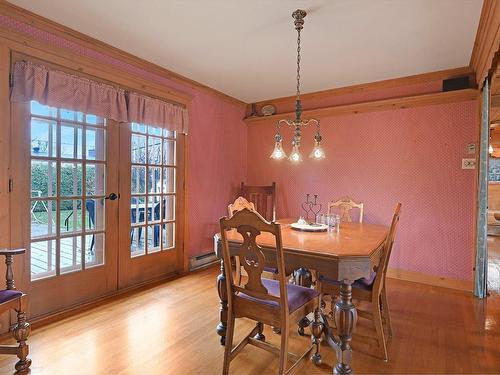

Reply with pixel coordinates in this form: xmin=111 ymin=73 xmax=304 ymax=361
xmin=0 ymin=266 xmax=498 ymax=374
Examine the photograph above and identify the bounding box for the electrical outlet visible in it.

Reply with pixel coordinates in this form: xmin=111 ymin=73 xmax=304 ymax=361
xmin=462 ymin=158 xmax=476 ymax=169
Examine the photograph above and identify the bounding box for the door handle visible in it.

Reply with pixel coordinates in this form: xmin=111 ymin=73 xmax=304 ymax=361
xmin=105 ymin=192 xmax=119 ymax=200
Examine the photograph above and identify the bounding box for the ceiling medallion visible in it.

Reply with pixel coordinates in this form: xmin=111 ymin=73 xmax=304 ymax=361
xmin=270 ymin=9 xmax=325 ymax=162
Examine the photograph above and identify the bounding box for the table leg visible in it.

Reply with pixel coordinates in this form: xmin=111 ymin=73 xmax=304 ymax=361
xmin=216 ymin=259 xmax=228 ymax=345
xmin=333 ymin=280 xmax=357 ymax=375
xmin=294 ymin=267 xmax=313 ymax=336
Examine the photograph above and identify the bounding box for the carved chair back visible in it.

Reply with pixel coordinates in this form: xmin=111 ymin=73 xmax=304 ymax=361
xmin=240 ymin=182 xmax=276 ymax=222
xmin=219 ymin=208 xmax=289 ymax=315
xmin=228 ymin=196 xmax=256 ymax=217
xmin=371 ymin=203 xmax=402 ymax=298
xmin=327 ymin=196 xmax=364 ymax=223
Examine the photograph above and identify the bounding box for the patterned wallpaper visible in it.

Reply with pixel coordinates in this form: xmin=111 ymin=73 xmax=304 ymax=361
xmin=247 ymin=100 xmax=479 ymax=281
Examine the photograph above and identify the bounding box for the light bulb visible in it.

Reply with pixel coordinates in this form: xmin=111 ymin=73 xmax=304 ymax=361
xmin=289 ymin=144 xmax=302 ymax=162
xmin=309 ymin=140 xmax=326 ymax=160
xmin=489 ymin=144 xmax=494 ymax=155
xmin=270 ymin=140 xmax=287 ymax=160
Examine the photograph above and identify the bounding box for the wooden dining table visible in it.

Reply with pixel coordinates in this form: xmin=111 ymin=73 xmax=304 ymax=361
xmin=215 ymin=218 xmax=389 ymax=374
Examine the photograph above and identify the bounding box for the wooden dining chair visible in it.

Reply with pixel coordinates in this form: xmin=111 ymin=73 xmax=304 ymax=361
xmin=0 ymin=249 xmax=31 ymax=372
xmin=317 ymin=203 xmax=401 ymax=361
xmin=240 ymin=182 xmax=276 ymax=221
xmin=219 ymin=208 xmax=322 ymax=375
xmin=327 ymin=196 xmax=364 ymax=223
xmin=228 ymin=197 xmax=257 ymax=285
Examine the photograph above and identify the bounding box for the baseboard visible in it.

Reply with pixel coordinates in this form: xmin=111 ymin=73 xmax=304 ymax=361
xmin=189 ymin=251 xmax=218 ymax=271
xmin=387 ymin=268 xmax=472 ymax=292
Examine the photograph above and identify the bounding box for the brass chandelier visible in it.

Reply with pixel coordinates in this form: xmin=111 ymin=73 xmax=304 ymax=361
xmin=270 ymin=9 xmax=325 ymax=162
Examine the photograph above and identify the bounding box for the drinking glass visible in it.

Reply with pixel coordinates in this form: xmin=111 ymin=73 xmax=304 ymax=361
xmin=316 ymin=213 xmax=324 ymax=225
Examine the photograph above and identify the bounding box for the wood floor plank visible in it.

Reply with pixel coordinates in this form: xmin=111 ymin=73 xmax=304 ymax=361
xmin=0 ymin=266 xmax=498 ymax=374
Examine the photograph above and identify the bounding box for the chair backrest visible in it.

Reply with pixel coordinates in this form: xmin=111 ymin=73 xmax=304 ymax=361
xmin=240 ymin=182 xmax=276 ymax=222
xmin=219 ymin=208 xmax=289 ymax=315
xmin=372 ymin=203 xmax=402 ymax=297
xmin=228 ymin=196 xmax=256 ymax=217
xmin=327 ymin=196 xmax=364 ymax=223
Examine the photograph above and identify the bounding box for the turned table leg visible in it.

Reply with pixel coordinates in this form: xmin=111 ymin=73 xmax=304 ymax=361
xmin=216 ymin=259 xmax=228 ymax=346
xmin=333 ymin=280 xmax=357 ymax=375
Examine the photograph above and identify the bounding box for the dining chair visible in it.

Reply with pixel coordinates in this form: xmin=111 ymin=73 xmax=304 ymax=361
xmin=219 ymin=208 xmax=322 ymax=375
xmin=240 ymin=182 xmax=276 ymax=221
xmin=317 ymin=203 xmax=401 ymax=361
xmin=327 ymin=196 xmax=364 ymax=223
xmin=0 ymin=249 xmax=31 ymax=372
xmin=228 ymin=197 xmax=256 ymax=285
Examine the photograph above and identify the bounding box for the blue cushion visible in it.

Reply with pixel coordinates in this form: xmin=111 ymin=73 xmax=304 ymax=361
xmin=319 ymin=271 xmax=377 ymax=291
xmin=0 ymin=289 xmax=22 ymax=304
xmin=239 ymin=278 xmax=319 ymax=312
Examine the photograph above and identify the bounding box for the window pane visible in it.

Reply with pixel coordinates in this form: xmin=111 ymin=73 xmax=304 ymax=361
xmin=60 ymin=124 xmax=83 ymax=159
xmin=31 ymin=101 xmax=57 ymax=118
xmin=131 ymin=134 xmax=146 ymax=163
xmin=131 ymin=197 xmax=146 ymax=225
xmin=85 ymin=114 xmax=105 ymax=126
xmin=163 ymin=129 xmax=176 ymax=138
xmin=148 ymin=126 xmax=162 ymax=136
xmin=31 ymin=239 xmax=56 ymax=280
xmin=131 ymin=226 xmax=145 ymax=256
xmin=86 ymin=163 xmax=105 ymax=196
xmin=148 ymin=166 xmax=162 ymax=193
xmin=131 ymin=123 xmax=146 ymax=133
xmin=31 ymin=118 xmax=57 ymax=157
xmin=32 ymin=160 xmax=57 ymax=197
xmin=162 ymin=167 xmax=175 ymax=194
xmin=131 ymin=166 xmax=146 ymax=194
xmin=86 ymin=128 xmax=106 ymax=160
xmin=60 ymin=236 xmax=82 ymax=274
xmin=163 ymin=139 xmax=175 ymax=165
xmin=85 ymin=198 xmax=105 ymax=232
xmin=148 ymin=136 xmax=162 ymax=164
xmin=60 ymin=163 xmax=83 ymax=196
xmin=148 ymin=195 xmax=161 ymax=223
xmin=60 ymin=199 xmax=82 ymax=233
xmin=31 ymin=200 xmax=56 ymax=239
xmin=162 ymin=222 xmax=175 ymax=250
xmin=148 ymin=224 xmax=161 ymax=253
xmin=60 ymin=109 xmax=84 ymax=122
xmin=163 ymin=195 xmax=175 ymax=221
xmin=86 ymin=233 xmax=104 ymax=267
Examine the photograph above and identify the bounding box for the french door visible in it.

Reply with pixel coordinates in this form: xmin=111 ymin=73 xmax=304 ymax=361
xmin=11 ymin=101 xmax=184 ymax=317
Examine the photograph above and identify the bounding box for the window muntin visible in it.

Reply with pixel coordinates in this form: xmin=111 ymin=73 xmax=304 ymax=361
xmin=130 ymin=123 xmax=176 ymax=257
xmin=30 ymin=101 xmax=106 ymax=280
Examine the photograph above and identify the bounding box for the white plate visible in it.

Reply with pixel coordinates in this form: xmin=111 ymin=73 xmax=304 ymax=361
xmin=290 ymin=222 xmax=328 ymax=232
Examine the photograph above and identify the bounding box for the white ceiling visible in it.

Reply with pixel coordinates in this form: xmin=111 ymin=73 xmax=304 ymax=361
xmin=9 ymin=0 xmax=483 ymax=103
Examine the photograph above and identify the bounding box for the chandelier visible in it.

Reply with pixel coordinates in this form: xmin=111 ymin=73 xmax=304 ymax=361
xmin=270 ymin=9 xmax=325 ymax=162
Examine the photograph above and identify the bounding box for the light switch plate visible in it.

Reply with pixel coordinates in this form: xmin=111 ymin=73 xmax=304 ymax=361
xmin=462 ymin=158 xmax=476 ymax=169
xmin=467 ymin=143 xmax=476 ymax=154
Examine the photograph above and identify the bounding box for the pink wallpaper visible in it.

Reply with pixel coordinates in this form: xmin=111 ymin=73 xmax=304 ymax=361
xmin=0 ymin=14 xmax=247 ymax=258
xmin=247 ymin=100 xmax=478 ymax=281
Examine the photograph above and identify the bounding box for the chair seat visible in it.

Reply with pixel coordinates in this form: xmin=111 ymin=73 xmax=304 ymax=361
xmin=0 ymin=289 xmax=22 ymax=304
xmin=239 ymin=278 xmax=319 ymax=312
xmin=319 ymin=271 xmax=377 ymax=291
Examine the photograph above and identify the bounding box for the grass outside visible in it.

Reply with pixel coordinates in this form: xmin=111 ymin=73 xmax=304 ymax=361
xmin=32 ymin=209 xmax=85 ymax=231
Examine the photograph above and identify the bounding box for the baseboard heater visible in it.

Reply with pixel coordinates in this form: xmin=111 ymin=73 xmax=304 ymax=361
xmin=189 ymin=251 xmax=218 ymax=271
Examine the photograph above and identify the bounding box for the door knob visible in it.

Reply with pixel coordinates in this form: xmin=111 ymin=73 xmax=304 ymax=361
xmin=105 ymin=192 xmax=119 ymax=200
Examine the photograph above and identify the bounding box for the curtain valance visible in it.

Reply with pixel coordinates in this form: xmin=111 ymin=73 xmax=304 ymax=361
xmin=10 ymin=61 xmax=189 ymax=134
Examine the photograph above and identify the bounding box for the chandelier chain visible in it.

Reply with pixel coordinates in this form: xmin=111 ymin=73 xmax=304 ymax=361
xmin=296 ymin=28 xmax=301 ymax=101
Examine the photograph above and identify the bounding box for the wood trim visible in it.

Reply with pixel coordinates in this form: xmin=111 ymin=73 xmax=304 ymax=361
xmin=0 ymin=42 xmax=10 ymax=249
xmin=244 ymin=89 xmax=479 ymax=124
xmin=470 ymin=0 xmax=500 ymax=86
xmin=251 ymin=66 xmax=474 ymax=109
xmin=0 ymin=1 xmax=245 ymax=107
xmin=387 ymin=268 xmax=472 ymax=292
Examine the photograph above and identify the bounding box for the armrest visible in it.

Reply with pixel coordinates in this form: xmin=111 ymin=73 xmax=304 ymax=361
xmin=0 ymin=248 xmax=26 ymax=256
xmin=0 ymin=249 xmax=26 ymax=290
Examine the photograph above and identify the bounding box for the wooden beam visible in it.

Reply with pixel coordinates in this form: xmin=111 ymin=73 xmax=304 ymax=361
xmin=470 ymin=0 xmax=500 ymax=86
xmin=244 ymin=89 xmax=478 ymax=124
xmin=0 ymin=1 xmax=246 ymax=107
xmin=250 ymin=66 xmax=474 ymax=110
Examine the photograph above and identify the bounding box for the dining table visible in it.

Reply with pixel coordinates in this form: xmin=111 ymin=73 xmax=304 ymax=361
xmin=214 ymin=218 xmax=389 ymax=374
